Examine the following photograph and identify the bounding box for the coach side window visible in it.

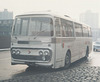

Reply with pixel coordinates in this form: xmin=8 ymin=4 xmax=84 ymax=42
xmin=61 ymin=19 xmax=66 ymax=37
xmin=83 ymin=27 xmax=89 ymax=37
xmin=61 ymin=19 xmax=73 ymax=37
xmin=88 ymin=28 xmax=92 ymax=37
xmin=75 ymin=23 xmax=82 ymax=37
xmin=66 ymin=21 xmax=73 ymax=37
xmin=55 ymin=17 xmax=61 ymax=37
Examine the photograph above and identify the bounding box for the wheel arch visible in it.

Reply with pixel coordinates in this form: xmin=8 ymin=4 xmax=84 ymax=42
xmin=63 ymin=49 xmax=71 ymax=68
xmin=65 ymin=49 xmax=71 ymax=62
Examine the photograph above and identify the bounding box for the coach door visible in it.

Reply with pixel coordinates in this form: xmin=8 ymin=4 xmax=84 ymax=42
xmin=55 ymin=17 xmax=63 ymax=67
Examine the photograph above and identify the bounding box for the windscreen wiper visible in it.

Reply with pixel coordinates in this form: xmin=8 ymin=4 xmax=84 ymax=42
xmin=34 ymin=29 xmax=47 ymax=39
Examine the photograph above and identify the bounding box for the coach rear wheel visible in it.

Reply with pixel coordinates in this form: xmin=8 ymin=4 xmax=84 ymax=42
xmin=85 ymin=47 xmax=89 ymax=58
xmin=64 ymin=51 xmax=71 ymax=69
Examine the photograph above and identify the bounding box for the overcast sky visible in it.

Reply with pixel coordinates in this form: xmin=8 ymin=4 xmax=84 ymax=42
xmin=0 ymin=0 xmax=100 ymax=21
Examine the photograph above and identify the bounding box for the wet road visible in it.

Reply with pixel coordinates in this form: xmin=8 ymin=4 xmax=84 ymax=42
xmin=0 ymin=50 xmax=100 ymax=81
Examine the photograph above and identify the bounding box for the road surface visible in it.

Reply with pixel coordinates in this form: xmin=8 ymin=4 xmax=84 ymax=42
xmin=0 ymin=50 xmax=100 ymax=81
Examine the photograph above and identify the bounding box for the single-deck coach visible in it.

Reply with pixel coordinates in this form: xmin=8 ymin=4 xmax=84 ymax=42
xmin=11 ymin=11 xmax=92 ymax=69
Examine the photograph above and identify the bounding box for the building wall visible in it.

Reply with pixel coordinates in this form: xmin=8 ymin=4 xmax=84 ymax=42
xmin=0 ymin=9 xmax=13 ymax=48
xmin=80 ymin=10 xmax=99 ymax=28
xmin=80 ymin=10 xmax=100 ymax=41
xmin=92 ymin=28 xmax=100 ymax=41
xmin=0 ymin=9 xmax=13 ymax=20
xmin=0 ymin=19 xmax=13 ymax=48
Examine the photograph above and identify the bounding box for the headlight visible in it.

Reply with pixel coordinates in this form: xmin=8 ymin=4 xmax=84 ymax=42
xmin=16 ymin=50 xmax=20 ymax=55
xmin=44 ymin=51 xmax=49 ymax=56
xmin=11 ymin=50 xmax=16 ymax=54
xmin=42 ymin=56 xmax=46 ymax=61
xmin=11 ymin=49 xmax=20 ymax=55
xmin=39 ymin=50 xmax=52 ymax=61
xmin=39 ymin=51 xmax=43 ymax=55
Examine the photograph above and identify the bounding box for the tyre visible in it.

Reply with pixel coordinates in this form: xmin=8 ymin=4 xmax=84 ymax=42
xmin=85 ymin=47 xmax=89 ymax=58
xmin=64 ymin=51 xmax=71 ymax=69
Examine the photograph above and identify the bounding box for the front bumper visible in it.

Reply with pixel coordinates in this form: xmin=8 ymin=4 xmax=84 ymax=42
xmin=11 ymin=47 xmax=52 ymax=62
xmin=11 ymin=59 xmax=53 ymax=67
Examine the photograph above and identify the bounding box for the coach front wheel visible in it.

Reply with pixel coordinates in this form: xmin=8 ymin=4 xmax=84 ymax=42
xmin=64 ymin=51 xmax=71 ymax=69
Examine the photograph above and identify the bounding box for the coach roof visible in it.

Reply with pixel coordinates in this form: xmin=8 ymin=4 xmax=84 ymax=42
xmin=16 ymin=11 xmax=73 ymax=20
xmin=15 ymin=11 xmax=90 ymax=27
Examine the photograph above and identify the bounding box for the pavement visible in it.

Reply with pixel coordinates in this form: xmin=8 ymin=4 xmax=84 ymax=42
xmin=0 ymin=48 xmax=10 ymax=51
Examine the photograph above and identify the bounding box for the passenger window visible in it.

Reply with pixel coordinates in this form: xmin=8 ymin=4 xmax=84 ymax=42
xmin=75 ymin=23 xmax=82 ymax=37
xmin=88 ymin=28 xmax=92 ymax=37
xmin=55 ymin=17 xmax=61 ymax=37
xmin=66 ymin=21 xmax=73 ymax=37
xmin=83 ymin=26 xmax=89 ymax=37
xmin=61 ymin=19 xmax=73 ymax=37
xmin=62 ymin=26 xmax=66 ymax=37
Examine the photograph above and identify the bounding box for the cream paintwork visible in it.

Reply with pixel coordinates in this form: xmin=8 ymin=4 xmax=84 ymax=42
xmin=11 ymin=11 xmax=92 ymax=69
